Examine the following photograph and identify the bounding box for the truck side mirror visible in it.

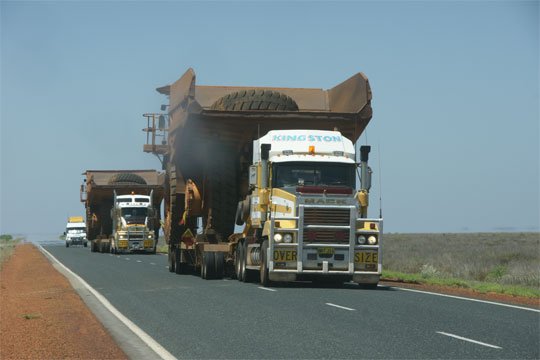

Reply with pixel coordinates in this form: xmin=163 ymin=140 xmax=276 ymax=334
xmin=148 ymin=208 xmax=155 ymax=217
xmin=63 ymin=232 xmax=66 ymax=236
xmin=249 ymin=166 xmax=258 ymax=186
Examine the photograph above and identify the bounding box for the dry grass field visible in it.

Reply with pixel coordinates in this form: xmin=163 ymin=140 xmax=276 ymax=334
xmin=382 ymin=233 xmax=540 ymax=291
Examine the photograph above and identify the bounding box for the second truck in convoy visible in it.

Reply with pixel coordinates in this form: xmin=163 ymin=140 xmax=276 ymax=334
xmin=80 ymin=170 xmax=164 ymax=254
xmin=143 ymin=68 xmax=382 ymax=287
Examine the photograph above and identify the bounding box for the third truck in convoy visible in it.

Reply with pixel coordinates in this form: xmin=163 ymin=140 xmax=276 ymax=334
xmin=143 ymin=68 xmax=382 ymax=287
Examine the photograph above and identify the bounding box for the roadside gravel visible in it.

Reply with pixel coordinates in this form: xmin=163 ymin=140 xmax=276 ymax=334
xmin=0 ymin=243 xmax=127 ymax=360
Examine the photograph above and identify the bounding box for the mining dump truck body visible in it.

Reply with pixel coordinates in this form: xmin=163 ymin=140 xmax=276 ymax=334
xmin=80 ymin=170 xmax=164 ymax=253
xmin=144 ymin=68 xmax=375 ymax=279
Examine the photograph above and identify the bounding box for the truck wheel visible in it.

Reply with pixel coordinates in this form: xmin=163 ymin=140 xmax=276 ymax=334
xmin=235 ymin=241 xmax=245 ymax=281
xmin=175 ymin=247 xmax=184 ymax=275
xmin=211 ymin=90 xmax=299 ymax=111
xmin=201 ymin=251 xmax=215 ymax=280
xmin=242 ymin=240 xmax=256 ymax=283
xmin=260 ymin=240 xmax=272 ymax=287
xmin=168 ymin=245 xmax=175 ymax=273
xmin=214 ymin=252 xmax=224 ymax=279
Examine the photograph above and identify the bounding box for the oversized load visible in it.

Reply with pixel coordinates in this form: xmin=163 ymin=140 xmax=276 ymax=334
xmin=143 ymin=69 xmax=381 ymax=286
xmin=80 ymin=170 xmax=164 ymax=253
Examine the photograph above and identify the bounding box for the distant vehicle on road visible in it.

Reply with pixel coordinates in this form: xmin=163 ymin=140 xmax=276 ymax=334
xmin=65 ymin=216 xmax=87 ymax=248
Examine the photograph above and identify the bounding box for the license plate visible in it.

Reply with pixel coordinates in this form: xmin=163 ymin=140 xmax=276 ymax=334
xmin=144 ymin=240 xmax=153 ymax=248
xmin=354 ymin=251 xmax=378 ymax=264
xmin=273 ymin=249 xmax=297 ymax=262
xmin=118 ymin=240 xmax=128 ymax=247
xmin=318 ymin=247 xmax=335 ymax=256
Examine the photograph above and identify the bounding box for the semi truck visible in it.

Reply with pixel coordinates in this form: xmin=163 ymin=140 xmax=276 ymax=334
xmin=143 ymin=68 xmax=382 ymax=286
xmin=64 ymin=216 xmax=87 ymax=247
xmin=80 ymin=170 xmax=164 ymax=254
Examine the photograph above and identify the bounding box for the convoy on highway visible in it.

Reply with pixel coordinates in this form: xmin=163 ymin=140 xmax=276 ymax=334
xmin=73 ymin=68 xmax=382 ymax=287
xmin=140 ymin=68 xmax=383 ymax=287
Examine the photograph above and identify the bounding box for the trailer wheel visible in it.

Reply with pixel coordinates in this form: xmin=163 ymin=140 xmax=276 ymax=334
xmin=235 ymin=241 xmax=245 ymax=281
xmin=201 ymin=251 xmax=215 ymax=280
xmin=214 ymin=252 xmax=224 ymax=279
xmin=175 ymin=247 xmax=184 ymax=275
xmin=168 ymin=245 xmax=175 ymax=272
xmin=260 ymin=240 xmax=273 ymax=287
xmin=211 ymin=90 xmax=299 ymax=111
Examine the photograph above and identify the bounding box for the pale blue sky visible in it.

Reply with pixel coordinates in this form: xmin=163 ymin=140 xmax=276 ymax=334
xmin=1 ymin=0 xmax=538 ymax=236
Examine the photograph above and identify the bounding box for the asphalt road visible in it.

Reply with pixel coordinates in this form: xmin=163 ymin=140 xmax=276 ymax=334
xmin=43 ymin=245 xmax=539 ymax=359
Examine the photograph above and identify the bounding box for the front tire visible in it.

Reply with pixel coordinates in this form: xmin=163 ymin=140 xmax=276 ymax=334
xmin=260 ymin=240 xmax=272 ymax=287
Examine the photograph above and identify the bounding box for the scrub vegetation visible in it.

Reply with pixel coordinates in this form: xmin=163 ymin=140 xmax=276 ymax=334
xmin=0 ymin=234 xmax=23 ymax=269
xmin=381 ymin=233 xmax=540 ymax=298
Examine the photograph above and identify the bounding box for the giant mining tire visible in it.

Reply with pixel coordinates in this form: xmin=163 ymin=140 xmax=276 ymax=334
xmin=108 ymin=173 xmax=147 ymax=185
xmin=211 ymin=89 xmax=299 ymax=111
xmin=208 ymin=147 xmax=238 ymax=241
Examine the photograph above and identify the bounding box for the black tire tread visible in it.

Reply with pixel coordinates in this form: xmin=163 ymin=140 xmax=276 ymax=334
xmin=108 ymin=173 xmax=147 ymax=185
xmin=211 ymin=90 xmax=299 ymax=111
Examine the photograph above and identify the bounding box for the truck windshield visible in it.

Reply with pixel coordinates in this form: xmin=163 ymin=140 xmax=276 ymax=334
xmin=272 ymin=162 xmax=355 ymax=188
xmin=67 ymin=227 xmax=86 ymax=233
xmin=121 ymin=207 xmax=148 ymax=224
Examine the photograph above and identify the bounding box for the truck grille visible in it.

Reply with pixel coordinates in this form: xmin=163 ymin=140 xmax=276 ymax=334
xmin=303 ymin=208 xmax=350 ymax=243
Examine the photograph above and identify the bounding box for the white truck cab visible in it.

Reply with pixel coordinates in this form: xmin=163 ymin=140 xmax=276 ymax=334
xmin=65 ymin=217 xmax=87 ymax=247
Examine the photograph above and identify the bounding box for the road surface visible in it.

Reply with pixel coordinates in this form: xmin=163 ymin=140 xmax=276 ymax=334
xmin=43 ymin=245 xmax=539 ymax=359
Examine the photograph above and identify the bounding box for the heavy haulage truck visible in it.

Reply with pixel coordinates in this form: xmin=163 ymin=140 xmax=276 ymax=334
xmin=143 ymin=68 xmax=382 ymax=286
xmin=80 ymin=170 xmax=164 ymax=254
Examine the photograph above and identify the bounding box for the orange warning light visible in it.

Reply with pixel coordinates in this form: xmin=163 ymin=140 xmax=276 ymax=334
xmin=131 ymin=191 xmax=135 ymax=195
xmin=309 ymin=146 xmax=315 ymax=155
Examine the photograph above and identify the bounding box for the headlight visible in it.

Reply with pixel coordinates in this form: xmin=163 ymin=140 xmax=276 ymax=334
xmin=357 ymin=235 xmax=366 ymax=245
xmin=283 ymin=233 xmax=293 ymax=243
xmin=367 ymin=235 xmax=378 ymax=245
xmin=119 ymin=235 xmax=127 ymax=239
xmin=274 ymin=233 xmax=283 ymax=243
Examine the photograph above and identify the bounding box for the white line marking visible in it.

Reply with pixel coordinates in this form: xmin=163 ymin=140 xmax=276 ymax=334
xmin=436 ymin=331 xmax=502 ymax=349
xmin=149 ymin=263 xmax=156 ymax=265
xmin=258 ymin=287 xmax=277 ymax=292
xmin=136 ymin=260 xmax=142 ymax=263
xmin=125 ymin=258 xmax=130 ymax=261
xmin=165 ymin=266 xmax=168 ymax=268
xmin=39 ymin=246 xmax=176 ymax=360
xmin=395 ymin=287 xmax=540 ymax=313
xmin=326 ymin=303 xmax=355 ymax=311
xmin=116 ymin=256 xmax=120 ymax=258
